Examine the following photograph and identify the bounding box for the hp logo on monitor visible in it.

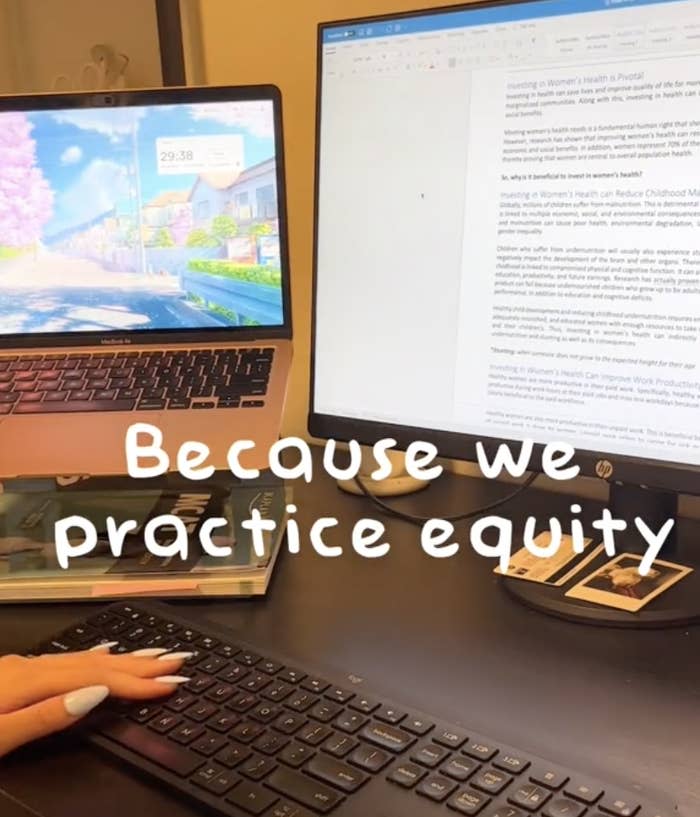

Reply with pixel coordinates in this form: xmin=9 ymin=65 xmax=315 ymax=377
xmin=595 ymin=460 xmax=614 ymax=479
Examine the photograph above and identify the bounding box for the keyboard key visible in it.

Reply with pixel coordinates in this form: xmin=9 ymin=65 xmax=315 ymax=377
xmin=300 ymin=677 xmax=330 ymax=694
xmin=375 ymin=706 xmax=405 ymax=724
xmin=228 ymin=692 xmax=258 ymax=713
xmin=220 ymin=665 xmax=249 ymax=684
xmin=259 ymin=659 xmax=284 ymax=675
xmin=599 ymin=795 xmax=641 ymax=816
xmin=348 ymin=696 xmax=379 ymax=714
xmin=206 ymin=684 xmax=236 ymax=704
xmin=238 ymin=652 xmax=262 ymax=667
xmin=193 ymin=763 xmax=224 ymax=788
xmin=360 ymin=721 xmax=416 ymax=753
xmin=264 ymin=682 xmax=294 ymax=702
xmin=322 ymin=732 xmax=358 ymax=758
xmin=196 ymin=636 xmax=220 ymax=653
xmin=192 ymin=732 xmax=228 ymax=757
xmin=333 ymin=711 xmax=367 ymax=734
xmin=388 ymin=761 xmax=427 ymax=788
xmin=543 ymin=797 xmax=588 ymax=817
xmin=306 ymin=754 xmax=368 ymax=793
xmin=492 ymin=809 xmax=526 ymax=817
xmin=170 ymin=723 xmax=205 ymax=746
xmin=416 ymin=774 xmax=458 ymax=802
xmin=251 ymin=703 xmax=282 ymax=724
xmin=264 ymin=766 xmax=343 ymax=814
xmin=324 ymin=687 xmax=354 ymax=704
xmin=186 ymin=702 xmax=219 ymax=722
xmin=464 ymin=741 xmax=499 ymax=761
xmin=192 ymin=763 xmax=239 ymax=795
xmin=279 ymin=741 xmax=315 ymax=769
xmin=130 ymin=704 xmax=161 ymax=724
xmin=348 ymin=743 xmax=391 ymax=772
xmin=564 ymin=781 xmax=604 ymax=804
xmin=241 ymin=753 xmax=278 ymax=781
xmin=509 ymin=782 xmax=552 ymax=811
xmin=411 ymin=743 xmax=451 ymax=768
xmin=275 ymin=713 xmax=307 ymax=735
xmin=186 ymin=675 xmax=216 ymax=694
xmin=403 ymin=715 xmax=434 ymax=736
xmin=208 ymin=711 xmax=240 ymax=733
xmin=298 ymin=723 xmax=333 ymax=746
xmin=441 ymin=755 xmax=480 ymax=782
xmin=13 ymin=398 xmax=136 ymax=414
xmin=447 ymin=788 xmax=492 ymax=815
xmin=244 ymin=673 xmax=271 ymax=692
xmin=435 ymin=728 xmax=469 ymax=749
xmin=531 ymin=767 xmax=570 ymax=790
xmin=216 ymin=644 xmax=239 ymax=659
xmin=278 ymin=668 xmax=306 ymax=684
xmin=287 ymin=692 xmax=316 ymax=712
xmin=309 ymin=701 xmax=342 ymax=723
xmin=65 ymin=624 xmax=98 ymax=644
xmin=227 ymin=781 xmax=278 ymax=815
xmin=471 ymin=767 xmax=512 ymax=795
xmin=216 ymin=742 xmax=252 ymax=768
xmin=254 ymin=732 xmax=289 ymax=756
xmin=267 ymin=801 xmax=314 ymax=817
xmin=495 ymin=754 xmax=530 ymax=774
xmin=100 ymin=720 xmax=204 ymax=777
xmin=149 ymin=713 xmax=181 ymax=735
xmin=200 ymin=655 xmax=228 ymax=674
xmin=232 ymin=721 xmax=266 ymax=743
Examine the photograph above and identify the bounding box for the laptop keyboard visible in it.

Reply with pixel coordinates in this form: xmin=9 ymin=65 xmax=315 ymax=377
xmin=37 ymin=601 xmax=673 ymax=817
xmin=0 ymin=347 xmax=273 ymax=414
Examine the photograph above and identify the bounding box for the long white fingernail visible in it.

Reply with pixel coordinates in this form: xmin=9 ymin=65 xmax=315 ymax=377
xmin=64 ymin=685 xmax=110 ymax=717
xmin=154 ymin=676 xmax=190 ymax=684
xmin=89 ymin=641 xmax=119 ymax=652
xmin=157 ymin=652 xmax=193 ymax=661
xmin=132 ymin=648 xmax=170 ymax=657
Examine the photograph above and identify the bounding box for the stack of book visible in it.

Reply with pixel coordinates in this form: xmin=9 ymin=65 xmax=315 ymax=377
xmin=0 ymin=471 xmax=289 ymax=603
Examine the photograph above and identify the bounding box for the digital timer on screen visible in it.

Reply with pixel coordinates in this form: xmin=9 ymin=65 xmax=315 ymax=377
xmin=156 ymin=134 xmax=244 ymax=175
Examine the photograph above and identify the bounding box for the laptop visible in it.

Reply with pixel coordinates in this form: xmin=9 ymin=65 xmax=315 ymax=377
xmin=0 ymin=85 xmax=292 ymax=478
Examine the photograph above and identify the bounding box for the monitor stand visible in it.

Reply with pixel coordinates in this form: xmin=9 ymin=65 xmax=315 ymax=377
xmin=336 ymin=447 xmax=428 ymax=497
xmin=502 ymin=482 xmax=700 ymax=628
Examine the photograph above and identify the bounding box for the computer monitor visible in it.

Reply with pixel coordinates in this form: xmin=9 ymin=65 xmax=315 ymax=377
xmin=310 ymin=0 xmax=700 ymax=625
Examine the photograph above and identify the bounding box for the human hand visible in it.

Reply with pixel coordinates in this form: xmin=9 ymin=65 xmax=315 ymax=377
xmin=0 ymin=643 xmax=191 ymax=758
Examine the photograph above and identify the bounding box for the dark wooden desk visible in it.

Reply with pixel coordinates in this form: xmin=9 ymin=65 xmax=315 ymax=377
xmin=0 ymin=467 xmax=698 ymax=816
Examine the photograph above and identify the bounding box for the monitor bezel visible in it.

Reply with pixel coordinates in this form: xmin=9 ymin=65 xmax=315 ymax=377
xmin=0 ymin=83 xmax=292 ymax=348
xmin=309 ymin=0 xmax=700 ymax=497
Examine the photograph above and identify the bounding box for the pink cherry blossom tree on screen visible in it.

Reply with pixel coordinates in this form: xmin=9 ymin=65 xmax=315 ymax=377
xmin=0 ymin=112 xmax=54 ymax=248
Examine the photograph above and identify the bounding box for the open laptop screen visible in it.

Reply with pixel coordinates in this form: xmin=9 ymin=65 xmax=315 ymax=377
xmin=0 ymin=89 xmax=288 ymax=338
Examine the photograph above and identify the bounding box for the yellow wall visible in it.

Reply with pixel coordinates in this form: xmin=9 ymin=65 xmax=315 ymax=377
xmin=0 ymin=0 xmax=162 ymax=94
xmin=198 ymin=0 xmax=476 ymax=440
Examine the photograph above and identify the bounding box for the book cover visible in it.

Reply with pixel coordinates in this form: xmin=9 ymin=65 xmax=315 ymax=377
xmin=0 ymin=472 xmax=289 ymax=585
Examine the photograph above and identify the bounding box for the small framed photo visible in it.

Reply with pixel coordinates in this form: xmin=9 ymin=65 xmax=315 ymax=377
xmin=565 ymin=553 xmax=693 ymax=612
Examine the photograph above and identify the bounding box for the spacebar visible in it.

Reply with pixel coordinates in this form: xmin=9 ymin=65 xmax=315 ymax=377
xmin=13 ymin=399 xmax=136 ymax=414
xmin=99 ymin=720 xmax=204 ymax=777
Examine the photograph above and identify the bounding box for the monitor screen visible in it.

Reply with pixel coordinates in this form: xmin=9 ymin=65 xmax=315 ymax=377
xmin=0 ymin=97 xmax=284 ymax=335
xmin=313 ymin=0 xmax=700 ymax=472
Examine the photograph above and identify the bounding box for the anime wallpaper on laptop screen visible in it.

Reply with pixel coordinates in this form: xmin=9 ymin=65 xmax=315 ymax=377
xmin=0 ymin=99 xmax=284 ymax=335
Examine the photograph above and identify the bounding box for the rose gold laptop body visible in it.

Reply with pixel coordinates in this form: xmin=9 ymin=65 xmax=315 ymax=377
xmin=0 ymin=85 xmax=292 ymax=478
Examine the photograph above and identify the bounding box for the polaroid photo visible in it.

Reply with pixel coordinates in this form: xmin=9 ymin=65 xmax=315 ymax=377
xmin=565 ymin=552 xmax=694 ymax=612
xmin=494 ymin=532 xmax=598 ymax=586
